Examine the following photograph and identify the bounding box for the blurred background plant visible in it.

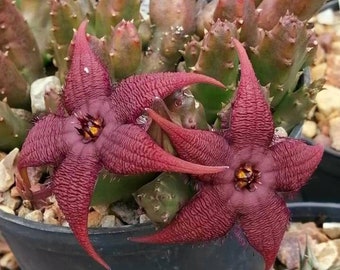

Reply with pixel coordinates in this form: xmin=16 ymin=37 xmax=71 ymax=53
xmin=0 ymin=0 xmax=330 ymax=269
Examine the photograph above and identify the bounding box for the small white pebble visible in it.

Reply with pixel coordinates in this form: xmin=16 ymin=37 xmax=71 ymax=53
xmin=17 ymin=205 xmax=32 ymax=218
xmin=0 ymin=252 xmax=18 ymax=270
xmin=24 ymin=210 xmax=43 ymax=222
xmin=302 ymin=120 xmax=318 ymax=138
xmin=100 ymin=215 xmax=117 ymax=228
xmin=0 ymin=205 xmax=15 ymax=215
xmin=139 ymin=214 xmax=150 ymax=224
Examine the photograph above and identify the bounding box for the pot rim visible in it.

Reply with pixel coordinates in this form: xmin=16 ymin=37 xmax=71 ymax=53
xmin=1 ymin=202 xmax=340 ymax=235
xmin=287 ymin=201 xmax=340 ymax=209
xmin=322 ymin=0 xmax=339 ymax=11
xmin=0 ymin=208 xmax=154 ymax=235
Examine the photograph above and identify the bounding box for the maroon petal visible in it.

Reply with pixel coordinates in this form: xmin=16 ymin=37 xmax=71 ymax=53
xmin=147 ymin=108 xmax=230 ymax=166
xmin=270 ymin=139 xmax=323 ymax=192
xmin=63 ymin=21 xmax=112 ymax=114
xmin=132 ymin=185 xmax=236 ymax=243
xmin=52 ymin=146 xmax=110 ymax=270
xmin=239 ymin=194 xmax=290 ymax=270
xmin=18 ymin=114 xmax=66 ymax=169
xmin=111 ymin=72 xmax=225 ymax=123
xmin=231 ymin=39 xmax=274 ymax=148
xmin=98 ymin=123 xmax=228 ymax=175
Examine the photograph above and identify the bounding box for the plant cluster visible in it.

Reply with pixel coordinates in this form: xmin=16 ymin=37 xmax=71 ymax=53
xmin=0 ymin=0 xmax=327 ymax=269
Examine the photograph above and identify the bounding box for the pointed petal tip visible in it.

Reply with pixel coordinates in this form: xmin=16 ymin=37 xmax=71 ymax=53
xmin=52 ymin=156 xmax=110 ymax=270
xmin=232 ymin=38 xmax=257 ymax=82
xmin=61 ymin=211 xmax=111 ymax=270
xmin=69 ymin=224 xmax=111 ymax=270
xmin=190 ymin=72 xmax=225 ymax=89
xmin=78 ymin=20 xmax=89 ymax=33
xmin=146 ymin=108 xmax=229 ymax=174
xmin=73 ymin=20 xmax=89 ymax=43
xmin=169 ymin=156 xmax=228 ymax=175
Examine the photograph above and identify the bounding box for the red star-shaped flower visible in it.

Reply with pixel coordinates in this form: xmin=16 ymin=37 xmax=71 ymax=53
xmin=134 ymin=39 xmax=324 ymax=270
xmin=17 ymin=21 xmax=227 ymax=270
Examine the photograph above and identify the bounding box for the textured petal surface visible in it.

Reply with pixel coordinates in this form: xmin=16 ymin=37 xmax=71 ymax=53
xmin=147 ymin=108 xmax=230 ymax=165
xmin=98 ymin=123 xmax=227 ymax=175
xmin=239 ymin=194 xmax=290 ymax=270
xmin=110 ymin=72 xmax=225 ymax=123
xmin=18 ymin=114 xmax=66 ymax=169
xmin=146 ymin=108 xmax=231 ymax=182
xmin=52 ymin=146 xmax=110 ymax=270
xmin=132 ymin=185 xmax=236 ymax=243
xmin=231 ymin=39 xmax=274 ymax=148
xmin=62 ymin=21 xmax=112 ymax=113
xmin=271 ymin=139 xmax=324 ymax=192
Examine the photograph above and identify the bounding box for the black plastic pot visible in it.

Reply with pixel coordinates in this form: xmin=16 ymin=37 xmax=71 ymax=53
xmin=288 ymin=202 xmax=340 ymax=223
xmin=300 ymin=142 xmax=340 ymax=202
xmin=0 ymin=209 xmax=264 ymax=270
xmin=1 ymin=203 xmax=339 ymax=270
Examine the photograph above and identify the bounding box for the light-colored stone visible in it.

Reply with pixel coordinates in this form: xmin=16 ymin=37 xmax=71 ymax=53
xmin=323 ymin=228 xmax=340 ymax=240
xmin=139 ymin=214 xmax=150 ymax=224
xmin=17 ymin=205 xmax=32 ymax=218
xmin=332 ymin=239 xmax=340 ymax=267
xmin=0 ymin=148 xmax=19 ymax=192
xmin=91 ymin=204 xmax=109 ymax=216
xmin=314 ymin=240 xmax=339 ymax=269
xmin=30 ymin=76 xmax=61 ymax=113
xmin=43 ymin=208 xmax=60 ymax=225
xmin=289 ymin=222 xmax=329 ymax=242
xmin=0 ymin=252 xmax=18 ymax=270
xmin=0 ymin=205 xmax=14 ymax=215
xmin=1 ymin=191 xmax=20 ymax=211
xmin=316 ymin=8 xmax=336 ymax=25
xmin=315 ymin=85 xmax=340 ymax=116
xmin=87 ymin=210 xmax=103 ymax=228
xmin=312 ymin=62 xmax=327 ymax=80
xmin=323 ymin=223 xmax=340 ymax=239
xmin=329 ymin=116 xmax=340 ymax=150
xmin=111 ymin=202 xmax=139 ymax=225
xmin=24 ymin=210 xmax=43 ymax=222
xmin=302 ymin=120 xmax=318 ymax=138
xmin=62 ymin=220 xmax=69 ymax=227
xmin=100 ymin=215 xmax=117 ymax=228
xmin=43 ymin=215 xmax=59 ymax=225
xmin=274 ymin=127 xmax=288 ymax=138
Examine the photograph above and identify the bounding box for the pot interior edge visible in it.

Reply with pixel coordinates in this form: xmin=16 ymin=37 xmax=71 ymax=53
xmin=1 ymin=202 xmax=340 ymax=234
xmin=0 ymin=209 xmax=154 ymax=235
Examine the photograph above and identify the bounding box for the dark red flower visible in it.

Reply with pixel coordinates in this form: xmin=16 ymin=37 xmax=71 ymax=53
xmin=17 ymin=21 xmax=227 ymax=270
xmin=134 ymin=38 xmax=324 ymax=270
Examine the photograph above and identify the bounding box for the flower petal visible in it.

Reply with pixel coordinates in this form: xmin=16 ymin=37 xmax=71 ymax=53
xmin=18 ymin=114 xmax=66 ymax=169
xmin=111 ymin=72 xmax=225 ymax=123
xmin=270 ymin=139 xmax=323 ymax=192
xmin=146 ymin=108 xmax=231 ymax=182
xmin=239 ymin=194 xmax=290 ymax=270
xmin=132 ymin=185 xmax=236 ymax=243
xmin=98 ymin=123 xmax=228 ymax=175
xmin=62 ymin=21 xmax=112 ymax=114
xmin=52 ymin=146 xmax=110 ymax=270
xmin=231 ymin=39 xmax=274 ymax=147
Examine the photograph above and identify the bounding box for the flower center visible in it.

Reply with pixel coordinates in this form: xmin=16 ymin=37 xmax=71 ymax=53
xmin=76 ymin=114 xmax=104 ymax=143
xmin=234 ymin=163 xmax=261 ymax=192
